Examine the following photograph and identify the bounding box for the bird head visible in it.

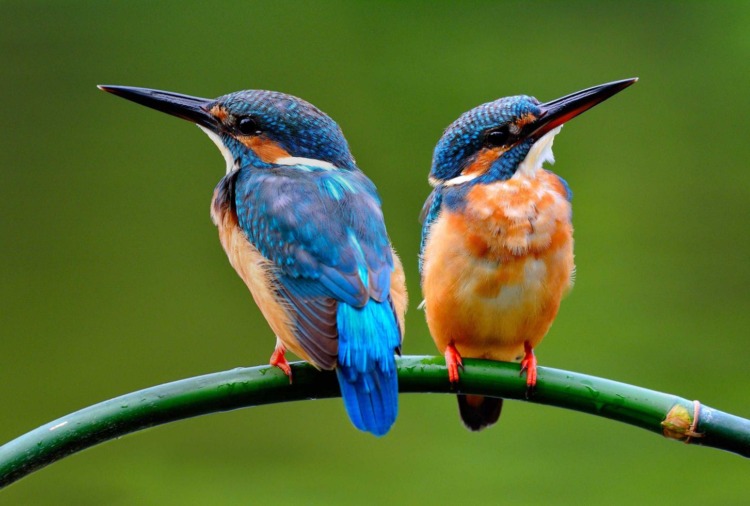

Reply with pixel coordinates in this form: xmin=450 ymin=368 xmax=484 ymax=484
xmin=429 ymin=78 xmax=637 ymax=187
xmin=98 ymin=85 xmax=356 ymax=172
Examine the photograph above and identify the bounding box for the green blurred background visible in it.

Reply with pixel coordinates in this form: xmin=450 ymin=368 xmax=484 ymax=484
xmin=2 ymin=1 xmax=749 ymax=504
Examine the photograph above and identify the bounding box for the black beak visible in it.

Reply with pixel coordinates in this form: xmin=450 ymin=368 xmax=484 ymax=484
xmin=98 ymin=85 xmax=219 ymax=132
xmin=529 ymin=78 xmax=638 ymax=139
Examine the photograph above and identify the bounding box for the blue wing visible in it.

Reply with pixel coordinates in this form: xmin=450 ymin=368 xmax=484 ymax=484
xmin=226 ymin=163 xmax=401 ymax=435
xmin=232 ymin=164 xmax=395 ymax=368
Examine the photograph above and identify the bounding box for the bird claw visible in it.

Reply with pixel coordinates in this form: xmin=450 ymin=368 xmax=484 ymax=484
xmin=445 ymin=344 xmax=464 ymax=384
xmin=269 ymin=344 xmax=293 ymax=384
xmin=520 ymin=342 xmax=537 ymax=398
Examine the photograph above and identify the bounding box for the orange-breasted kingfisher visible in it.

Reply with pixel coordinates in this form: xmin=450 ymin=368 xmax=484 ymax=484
xmin=419 ymin=79 xmax=636 ymax=430
xmin=99 ymin=85 xmax=407 ymax=436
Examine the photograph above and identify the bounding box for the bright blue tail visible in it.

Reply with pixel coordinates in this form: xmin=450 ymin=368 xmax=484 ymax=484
xmin=336 ymin=298 xmax=400 ymax=436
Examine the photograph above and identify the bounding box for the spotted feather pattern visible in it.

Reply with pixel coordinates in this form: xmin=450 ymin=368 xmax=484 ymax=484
xmin=431 ymin=95 xmax=542 ymax=182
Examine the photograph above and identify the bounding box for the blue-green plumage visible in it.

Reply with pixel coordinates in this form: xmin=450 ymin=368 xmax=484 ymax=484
xmin=336 ymin=300 xmax=400 ymax=436
xmin=100 ymin=84 xmax=404 ymax=436
xmin=232 ymin=165 xmax=401 ymax=435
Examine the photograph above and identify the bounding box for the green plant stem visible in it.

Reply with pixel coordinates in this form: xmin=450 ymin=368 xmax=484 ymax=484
xmin=1 ymin=356 xmax=748 ymax=489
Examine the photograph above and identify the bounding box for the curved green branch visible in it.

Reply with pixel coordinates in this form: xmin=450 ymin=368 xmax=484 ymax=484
xmin=1 ymin=356 xmax=748 ymax=489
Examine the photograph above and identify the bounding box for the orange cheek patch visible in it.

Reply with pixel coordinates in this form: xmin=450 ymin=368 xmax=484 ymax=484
xmin=461 ymin=147 xmax=504 ymax=178
xmin=210 ymin=105 xmax=228 ymax=122
xmin=515 ymin=113 xmax=537 ymax=129
xmin=241 ymin=136 xmax=291 ymax=163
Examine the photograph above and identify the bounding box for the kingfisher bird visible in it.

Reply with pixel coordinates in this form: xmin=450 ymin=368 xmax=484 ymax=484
xmin=99 ymin=85 xmax=407 ymax=436
xmin=419 ymin=79 xmax=636 ymax=430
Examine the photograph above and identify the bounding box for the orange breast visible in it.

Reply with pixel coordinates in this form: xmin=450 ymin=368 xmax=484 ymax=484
xmin=211 ymin=195 xmax=314 ymax=365
xmin=389 ymin=250 xmax=409 ymax=339
xmin=421 ymin=170 xmax=574 ymax=362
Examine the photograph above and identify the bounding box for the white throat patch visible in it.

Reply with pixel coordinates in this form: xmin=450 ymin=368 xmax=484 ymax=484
xmin=275 ymin=156 xmax=338 ymax=171
xmin=198 ymin=125 xmax=236 ymax=174
xmin=516 ymin=125 xmax=562 ymax=177
xmin=196 ymin=126 xmax=337 ymax=173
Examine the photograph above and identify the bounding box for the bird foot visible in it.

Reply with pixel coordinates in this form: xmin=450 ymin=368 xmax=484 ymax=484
xmin=520 ymin=342 xmax=537 ymax=397
xmin=269 ymin=344 xmax=293 ymax=383
xmin=445 ymin=343 xmax=464 ymax=384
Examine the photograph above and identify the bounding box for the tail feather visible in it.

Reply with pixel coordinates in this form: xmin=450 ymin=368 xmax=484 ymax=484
xmin=336 ymin=299 xmax=400 ymax=436
xmin=457 ymin=395 xmax=503 ymax=431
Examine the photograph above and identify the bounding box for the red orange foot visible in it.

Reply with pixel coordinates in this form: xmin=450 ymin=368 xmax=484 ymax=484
xmin=520 ymin=342 xmax=537 ymax=396
xmin=445 ymin=343 xmax=464 ymax=384
xmin=269 ymin=344 xmax=293 ymax=383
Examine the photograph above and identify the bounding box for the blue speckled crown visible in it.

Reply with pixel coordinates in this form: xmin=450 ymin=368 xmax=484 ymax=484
xmin=215 ymin=90 xmax=356 ymax=170
xmin=431 ymin=95 xmax=541 ymax=181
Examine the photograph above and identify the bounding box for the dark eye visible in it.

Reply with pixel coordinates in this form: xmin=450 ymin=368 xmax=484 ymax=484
xmin=484 ymin=125 xmax=511 ymax=147
xmin=237 ymin=117 xmax=260 ymax=136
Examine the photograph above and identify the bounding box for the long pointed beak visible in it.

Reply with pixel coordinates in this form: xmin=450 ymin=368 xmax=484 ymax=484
xmin=529 ymin=78 xmax=638 ymax=139
xmin=97 ymin=85 xmax=220 ymax=131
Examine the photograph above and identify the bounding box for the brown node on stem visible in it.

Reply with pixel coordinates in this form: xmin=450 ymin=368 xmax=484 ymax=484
xmin=661 ymin=400 xmax=704 ymax=443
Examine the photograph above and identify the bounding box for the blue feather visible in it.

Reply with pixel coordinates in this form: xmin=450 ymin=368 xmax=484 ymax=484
xmin=234 ymin=167 xmax=392 ymax=309
xmin=555 ymin=174 xmax=573 ymax=202
xmin=336 ymin=298 xmax=400 ymax=436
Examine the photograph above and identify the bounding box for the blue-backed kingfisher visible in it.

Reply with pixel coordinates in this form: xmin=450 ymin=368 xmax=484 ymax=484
xmin=420 ymin=79 xmax=636 ymax=430
xmin=99 ymin=85 xmax=408 ymax=436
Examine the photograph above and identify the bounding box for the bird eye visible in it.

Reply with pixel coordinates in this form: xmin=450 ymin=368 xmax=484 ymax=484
xmin=237 ymin=117 xmax=260 ymax=136
xmin=484 ymin=126 xmax=512 ymax=148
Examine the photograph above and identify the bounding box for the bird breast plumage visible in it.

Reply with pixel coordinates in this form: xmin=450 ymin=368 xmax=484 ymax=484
xmin=422 ymin=170 xmax=574 ymax=362
xmin=210 ymin=196 xmax=314 ymax=363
